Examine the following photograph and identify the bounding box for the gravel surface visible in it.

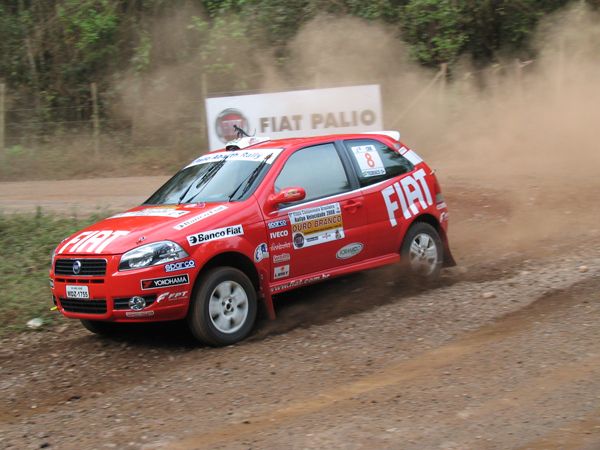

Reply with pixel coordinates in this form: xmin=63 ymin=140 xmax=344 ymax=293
xmin=0 ymin=177 xmax=599 ymax=449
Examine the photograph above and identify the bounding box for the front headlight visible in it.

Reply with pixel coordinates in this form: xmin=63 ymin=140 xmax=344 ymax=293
xmin=119 ymin=241 xmax=188 ymax=271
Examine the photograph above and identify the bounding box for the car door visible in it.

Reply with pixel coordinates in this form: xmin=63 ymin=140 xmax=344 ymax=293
xmin=341 ymin=138 xmax=420 ymax=256
xmin=265 ymin=142 xmax=368 ymax=281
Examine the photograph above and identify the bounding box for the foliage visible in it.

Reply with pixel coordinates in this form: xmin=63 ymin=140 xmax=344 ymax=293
xmin=0 ymin=212 xmax=103 ymax=336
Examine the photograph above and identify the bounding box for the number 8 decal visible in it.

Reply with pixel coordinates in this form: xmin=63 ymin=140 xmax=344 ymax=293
xmin=365 ymin=153 xmax=375 ymax=168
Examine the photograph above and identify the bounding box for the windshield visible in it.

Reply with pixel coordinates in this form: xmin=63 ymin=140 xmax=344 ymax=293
xmin=144 ymin=148 xmax=283 ymax=205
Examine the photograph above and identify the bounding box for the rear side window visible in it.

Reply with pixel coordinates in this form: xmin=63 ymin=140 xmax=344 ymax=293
xmin=274 ymin=143 xmax=350 ymax=203
xmin=344 ymin=139 xmax=414 ymax=187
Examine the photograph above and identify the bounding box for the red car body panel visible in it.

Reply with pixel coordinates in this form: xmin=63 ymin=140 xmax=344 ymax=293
xmin=50 ymin=132 xmax=453 ymax=323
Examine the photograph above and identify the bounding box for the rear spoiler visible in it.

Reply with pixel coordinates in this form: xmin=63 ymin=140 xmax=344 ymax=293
xmin=360 ymin=130 xmax=400 ymax=141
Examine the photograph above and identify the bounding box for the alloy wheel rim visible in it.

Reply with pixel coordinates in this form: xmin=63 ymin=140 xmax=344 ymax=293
xmin=208 ymin=280 xmax=249 ymax=334
xmin=408 ymin=233 xmax=438 ymax=276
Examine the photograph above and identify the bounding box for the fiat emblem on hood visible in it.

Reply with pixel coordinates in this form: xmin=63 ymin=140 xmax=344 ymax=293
xmin=72 ymin=260 xmax=82 ymax=275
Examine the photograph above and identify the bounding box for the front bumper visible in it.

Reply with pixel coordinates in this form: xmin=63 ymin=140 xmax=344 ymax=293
xmin=50 ymin=255 xmax=195 ymax=322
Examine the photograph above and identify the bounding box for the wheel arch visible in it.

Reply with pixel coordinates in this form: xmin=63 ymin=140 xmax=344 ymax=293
xmin=196 ymin=251 xmax=260 ymax=292
xmin=409 ymin=213 xmax=456 ymax=267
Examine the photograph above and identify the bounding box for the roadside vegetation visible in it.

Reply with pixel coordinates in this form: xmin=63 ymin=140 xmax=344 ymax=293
xmin=0 ymin=211 xmax=107 ymax=336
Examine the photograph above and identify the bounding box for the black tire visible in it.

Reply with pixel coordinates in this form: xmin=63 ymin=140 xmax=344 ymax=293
xmin=187 ymin=267 xmax=257 ymax=346
xmin=80 ymin=319 xmax=116 ymax=336
xmin=400 ymin=222 xmax=443 ymax=283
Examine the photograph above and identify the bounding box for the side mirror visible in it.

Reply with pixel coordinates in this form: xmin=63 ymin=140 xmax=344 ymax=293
xmin=267 ymin=187 xmax=306 ymax=208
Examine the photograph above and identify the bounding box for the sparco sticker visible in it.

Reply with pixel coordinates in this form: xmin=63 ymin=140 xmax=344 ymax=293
xmin=57 ymin=230 xmax=129 ymax=254
xmin=289 ymin=203 xmax=344 ymax=249
xmin=173 ymin=205 xmax=228 ymax=230
xmin=141 ymin=274 xmax=190 ymax=290
xmin=164 ymin=260 xmax=195 ymax=272
xmin=268 ymin=219 xmax=288 ymax=230
xmin=187 ymin=225 xmax=244 ymax=246
xmin=336 ymin=243 xmax=364 ymax=260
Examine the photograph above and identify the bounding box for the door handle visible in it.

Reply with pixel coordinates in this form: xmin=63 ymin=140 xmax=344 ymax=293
xmin=343 ymin=200 xmax=363 ymax=211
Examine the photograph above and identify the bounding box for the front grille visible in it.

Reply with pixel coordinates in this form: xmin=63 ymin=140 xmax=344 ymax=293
xmin=113 ymin=295 xmax=156 ymax=310
xmin=59 ymin=298 xmax=107 ymax=314
xmin=55 ymin=278 xmax=105 ymax=284
xmin=55 ymin=258 xmax=107 ymax=276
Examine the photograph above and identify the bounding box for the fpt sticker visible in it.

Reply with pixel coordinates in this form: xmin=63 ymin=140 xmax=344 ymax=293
xmin=254 ymin=243 xmax=269 ymax=262
xmin=187 ymin=225 xmax=244 ymax=246
xmin=57 ymin=230 xmax=130 ymax=254
xmin=289 ymin=203 xmax=344 ymax=249
xmin=381 ymin=168 xmax=433 ymax=226
xmin=351 ymin=144 xmax=385 ymax=177
xmin=173 ymin=205 xmax=228 ymax=230
xmin=156 ymin=291 xmax=189 ymax=303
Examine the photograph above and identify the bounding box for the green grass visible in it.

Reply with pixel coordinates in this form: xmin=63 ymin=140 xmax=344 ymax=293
xmin=0 ymin=210 xmax=109 ymax=336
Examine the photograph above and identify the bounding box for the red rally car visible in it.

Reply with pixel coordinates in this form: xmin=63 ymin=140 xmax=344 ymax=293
xmin=50 ymin=131 xmax=455 ymax=346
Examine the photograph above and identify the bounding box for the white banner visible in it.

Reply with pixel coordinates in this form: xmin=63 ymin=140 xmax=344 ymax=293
xmin=205 ymin=85 xmax=382 ymax=150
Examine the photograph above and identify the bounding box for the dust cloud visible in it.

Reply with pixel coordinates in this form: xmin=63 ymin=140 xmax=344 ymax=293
xmin=117 ymin=4 xmax=600 ymax=256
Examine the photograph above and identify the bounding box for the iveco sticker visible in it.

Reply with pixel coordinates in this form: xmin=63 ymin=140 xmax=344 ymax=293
xmin=164 ymin=260 xmax=195 ymax=272
xmin=336 ymin=243 xmax=364 ymax=260
xmin=270 ymin=230 xmax=288 ymax=239
xmin=141 ymin=274 xmax=190 ymax=290
xmin=254 ymin=243 xmax=269 ymax=262
xmin=173 ymin=205 xmax=228 ymax=230
xmin=187 ymin=225 xmax=244 ymax=246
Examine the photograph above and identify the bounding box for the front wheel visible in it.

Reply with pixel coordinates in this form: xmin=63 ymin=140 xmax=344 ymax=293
xmin=400 ymin=222 xmax=443 ymax=282
xmin=187 ymin=267 xmax=257 ymax=346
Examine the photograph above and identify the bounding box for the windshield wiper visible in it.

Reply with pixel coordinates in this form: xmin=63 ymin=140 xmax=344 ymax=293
xmin=178 ymin=158 xmax=228 ymax=204
xmin=228 ymin=154 xmax=272 ymax=202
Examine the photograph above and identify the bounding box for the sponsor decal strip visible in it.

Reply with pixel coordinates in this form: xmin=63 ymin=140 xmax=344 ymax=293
xmin=57 ymin=230 xmax=129 ymax=254
xmin=164 ymin=260 xmax=196 ymax=272
xmin=187 ymin=224 xmax=244 ymax=246
xmin=289 ymin=203 xmax=345 ymax=249
xmin=173 ymin=205 xmax=228 ymax=230
xmin=273 ymin=264 xmax=290 ymax=280
xmin=271 ymin=273 xmax=330 ymax=293
xmin=110 ymin=208 xmax=190 ymax=218
xmin=141 ymin=274 xmax=190 ymax=290
xmin=187 ymin=149 xmax=283 ymax=168
xmin=381 ymin=168 xmax=433 ymax=226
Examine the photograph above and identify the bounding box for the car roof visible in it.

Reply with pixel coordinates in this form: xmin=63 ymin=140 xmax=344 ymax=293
xmin=230 ymin=131 xmax=400 ymax=153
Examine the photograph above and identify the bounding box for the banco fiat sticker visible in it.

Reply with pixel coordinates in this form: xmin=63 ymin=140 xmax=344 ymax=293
xmin=289 ymin=203 xmax=344 ymax=249
xmin=187 ymin=224 xmax=244 ymax=246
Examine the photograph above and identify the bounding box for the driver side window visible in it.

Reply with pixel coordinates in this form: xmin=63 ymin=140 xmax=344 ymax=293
xmin=274 ymin=143 xmax=350 ymax=204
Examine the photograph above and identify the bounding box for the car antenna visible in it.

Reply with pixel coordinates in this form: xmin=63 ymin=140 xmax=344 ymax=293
xmin=233 ymin=125 xmax=251 ymax=138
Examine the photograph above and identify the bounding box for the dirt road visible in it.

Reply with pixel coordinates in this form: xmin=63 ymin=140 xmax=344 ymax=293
xmin=1 ymin=176 xmax=599 ymax=449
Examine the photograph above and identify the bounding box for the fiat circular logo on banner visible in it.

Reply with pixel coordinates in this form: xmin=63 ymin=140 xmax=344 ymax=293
xmin=215 ymin=108 xmax=249 ymax=143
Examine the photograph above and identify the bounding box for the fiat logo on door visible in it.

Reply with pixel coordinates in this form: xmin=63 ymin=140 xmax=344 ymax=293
xmin=215 ymin=108 xmax=248 ymax=143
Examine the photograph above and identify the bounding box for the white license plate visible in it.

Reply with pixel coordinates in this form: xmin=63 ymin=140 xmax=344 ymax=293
xmin=66 ymin=285 xmax=89 ymax=299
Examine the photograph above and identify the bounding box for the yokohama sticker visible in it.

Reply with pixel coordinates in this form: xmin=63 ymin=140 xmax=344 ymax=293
xmin=173 ymin=205 xmax=228 ymax=230
xmin=187 ymin=225 xmax=244 ymax=246
xmin=289 ymin=203 xmax=344 ymax=249
xmin=141 ymin=274 xmax=190 ymax=290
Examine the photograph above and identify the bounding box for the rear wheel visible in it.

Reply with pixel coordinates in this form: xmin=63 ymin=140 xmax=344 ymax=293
xmin=401 ymin=222 xmax=443 ymax=282
xmin=80 ymin=319 xmax=116 ymax=336
xmin=187 ymin=267 xmax=257 ymax=346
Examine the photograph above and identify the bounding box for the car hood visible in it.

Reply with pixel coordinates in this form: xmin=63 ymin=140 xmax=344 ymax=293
xmin=54 ymin=203 xmax=236 ymax=256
